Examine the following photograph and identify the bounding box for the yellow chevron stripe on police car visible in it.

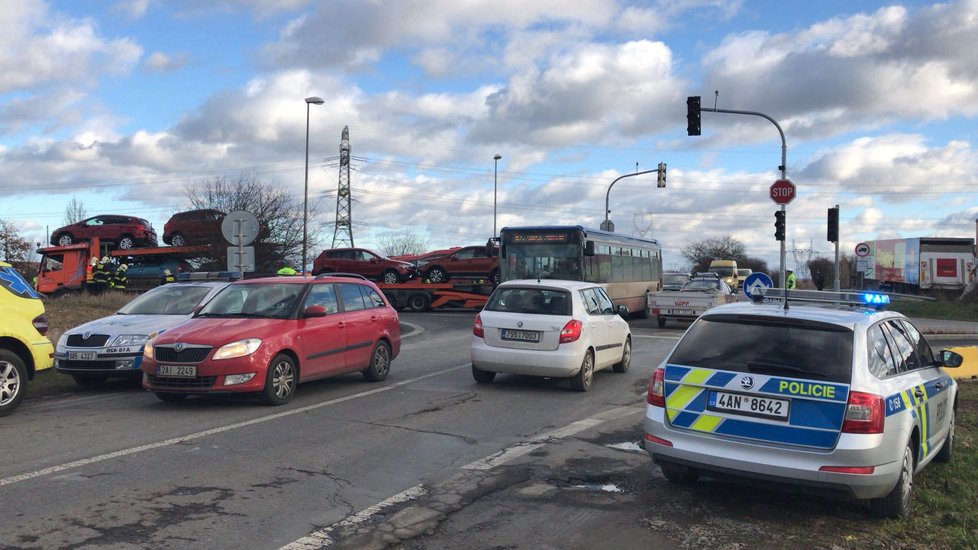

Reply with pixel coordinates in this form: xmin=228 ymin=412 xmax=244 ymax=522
xmin=690 ymin=414 xmax=723 ymax=433
xmin=681 ymin=368 xmax=714 ymax=386
xmin=667 ymin=385 xmax=703 ymax=411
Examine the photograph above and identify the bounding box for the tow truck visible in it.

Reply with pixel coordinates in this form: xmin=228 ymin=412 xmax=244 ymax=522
xmin=379 ymin=277 xmax=494 ymax=312
xmin=36 ymin=237 xmax=219 ymax=295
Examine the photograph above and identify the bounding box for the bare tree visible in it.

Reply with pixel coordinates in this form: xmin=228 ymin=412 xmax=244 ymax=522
xmin=185 ymin=172 xmax=321 ymax=272
xmin=681 ymin=235 xmax=748 ymax=274
xmin=376 ymin=230 xmax=430 ymax=257
xmin=63 ymin=196 xmax=88 ymax=226
xmin=0 ymin=219 xmax=33 ymax=262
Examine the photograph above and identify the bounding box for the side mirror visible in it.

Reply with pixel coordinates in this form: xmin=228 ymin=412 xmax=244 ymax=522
xmin=304 ymin=305 xmax=327 ymax=318
xmin=584 ymin=241 xmax=595 ymax=257
xmin=940 ymin=349 xmax=964 ymax=368
xmin=617 ymin=304 xmax=628 ymax=317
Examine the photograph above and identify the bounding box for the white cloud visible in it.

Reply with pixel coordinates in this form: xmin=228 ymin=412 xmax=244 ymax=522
xmin=112 ymin=0 xmax=152 ymax=21
xmin=144 ymin=51 xmax=189 ymax=72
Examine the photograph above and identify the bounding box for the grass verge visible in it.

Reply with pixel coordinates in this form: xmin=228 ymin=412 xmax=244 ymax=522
xmin=890 ymin=298 xmax=978 ymax=322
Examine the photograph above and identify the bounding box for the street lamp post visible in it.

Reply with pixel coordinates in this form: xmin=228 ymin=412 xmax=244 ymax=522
xmin=493 ymin=154 xmax=502 ymax=238
xmin=302 ymin=96 xmax=324 ymax=274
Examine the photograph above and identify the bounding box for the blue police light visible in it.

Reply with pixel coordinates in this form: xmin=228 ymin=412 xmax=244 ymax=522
xmin=861 ymin=292 xmax=890 ymax=306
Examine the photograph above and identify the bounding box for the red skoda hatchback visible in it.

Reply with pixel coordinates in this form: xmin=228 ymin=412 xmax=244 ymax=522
xmin=141 ymin=275 xmax=400 ymax=405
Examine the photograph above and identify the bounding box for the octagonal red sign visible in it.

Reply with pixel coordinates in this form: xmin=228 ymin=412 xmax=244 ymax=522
xmin=769 ymin=179 xmax=796 ymax=205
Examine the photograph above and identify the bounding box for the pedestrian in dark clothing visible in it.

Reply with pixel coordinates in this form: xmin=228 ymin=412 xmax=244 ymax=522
xmin=815 ymin=271 xmax=826 ymax=291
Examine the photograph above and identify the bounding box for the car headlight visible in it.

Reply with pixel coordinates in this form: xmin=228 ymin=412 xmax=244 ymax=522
xmin=213 ymin=338 xmax=262 ymax=360
xmin=111 ymin=334 xmax=151 ymax=347
xmin=56 ymin=333 xmax=68 ymax=353
xmin=143 ymin=335 xmax=157 ymax=360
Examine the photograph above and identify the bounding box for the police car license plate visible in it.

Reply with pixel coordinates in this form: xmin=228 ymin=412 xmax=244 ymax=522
xmin=158 ymin=365 xmax=197 ymax=378
xmin=501 ymin=329 xmax=541 ymax=342
xmin=68 ymin=351 xmax=97 ymax=361
xmin=708 ymin=391 xmax=789 ymax=420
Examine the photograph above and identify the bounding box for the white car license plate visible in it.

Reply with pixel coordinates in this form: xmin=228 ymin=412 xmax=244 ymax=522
xmin=158 ymin=365 xmax=197 ymax=378
xmin=68 ymin=351 xmax=98 ymax=361
xmin=669 ymin=309 xmax=695 ymax=316
xmin=501 ymin=329 xmax=541 ymax=342
xmin=708 ymin=391 xmax=789 ymax=420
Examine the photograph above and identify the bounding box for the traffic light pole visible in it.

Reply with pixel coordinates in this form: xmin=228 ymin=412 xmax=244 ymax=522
xmin=834 ymin=204 xmax=840 ymax=291
xmin=603 ymin=168 xmax=658 ymax=232
xmin=700 ymin=105 xmax=788 ymax=289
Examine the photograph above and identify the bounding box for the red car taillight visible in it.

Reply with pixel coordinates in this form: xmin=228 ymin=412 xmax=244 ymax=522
xmin=473 ymin=314 xmax=484 ymax=338
xmin=559 ymin=319 xmax=583 ymax=343
xmin=33 ymin=313 xmax=49 ymax=336
xmin=841 ymin=391 xmax=884 ymax=434
xmin=647 ymin=367 xmax=665 ymax=407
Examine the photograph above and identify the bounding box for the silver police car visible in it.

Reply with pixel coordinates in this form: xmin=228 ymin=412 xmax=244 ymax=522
xmin=644 ymin=290 xmax=963 ymax=518
xmin=55 ymin=275 xmax=234 ymax=387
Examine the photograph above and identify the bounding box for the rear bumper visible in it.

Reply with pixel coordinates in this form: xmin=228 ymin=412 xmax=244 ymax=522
xmin=470 ymin=337 xmax=584 ymax=377
xmin=644 ymin=405 xmax=904 ymax=500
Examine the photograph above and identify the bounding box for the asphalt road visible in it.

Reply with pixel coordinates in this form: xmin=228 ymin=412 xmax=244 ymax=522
xmin=0 ymin=310 xmax=679 ymax=549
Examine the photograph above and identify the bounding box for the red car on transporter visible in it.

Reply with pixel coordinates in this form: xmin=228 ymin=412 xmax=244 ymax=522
xmin=141 ymin=274 xmax=401 ymax=405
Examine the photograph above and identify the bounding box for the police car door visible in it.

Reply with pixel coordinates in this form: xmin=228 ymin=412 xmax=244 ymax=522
xmin=882 ymin=319 xmax=951 ymax=462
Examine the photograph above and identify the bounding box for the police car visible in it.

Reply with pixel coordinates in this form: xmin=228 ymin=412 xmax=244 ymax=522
xmin=644 ymin=289 xmax=963 ymax=518
xmin=55 ymin=273 xmax=236 ymax=387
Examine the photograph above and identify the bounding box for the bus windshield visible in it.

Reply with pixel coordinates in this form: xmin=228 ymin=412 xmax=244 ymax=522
xmin=500 ymin=242 xmax=582 ymax=281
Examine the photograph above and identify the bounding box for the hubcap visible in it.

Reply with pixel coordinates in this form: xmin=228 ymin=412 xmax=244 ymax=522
xmin=622 ymin=341 xmax=631 ymax=367
xmin=583 ymin=354 xmax=593 ymax=386
xmin=1 ymin=362 xmax=21 ymax=406
xmin=272 ymin=361 xmax=296 ymax=398
xmin=384 ymin=272 xmax=398 ymax=284
xmin=900 ymin=447 xmax=913 ymax=504
xmin=374 ymin=347 xmax=390 ymax=376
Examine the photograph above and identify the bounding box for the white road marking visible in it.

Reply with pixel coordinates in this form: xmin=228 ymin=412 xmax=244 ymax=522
xmin=0 ymin=364 xmax=469 ymax=488
xmin=280 ymin=485 xmax=429 ymax=549
xmin=279 ymin=405 xmax=644 ymax=549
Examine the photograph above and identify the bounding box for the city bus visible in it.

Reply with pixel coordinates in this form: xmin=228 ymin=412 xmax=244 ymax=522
xmin=497 ymin=225 xmax=663 ymax=316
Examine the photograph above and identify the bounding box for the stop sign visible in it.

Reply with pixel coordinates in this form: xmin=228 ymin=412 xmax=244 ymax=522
xmin=770 ymin=179 xmax=796 ymax=205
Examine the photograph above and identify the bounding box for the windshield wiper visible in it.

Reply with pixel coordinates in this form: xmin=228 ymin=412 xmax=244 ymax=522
xmin=746 ymin=361 xmax=826 ymax=378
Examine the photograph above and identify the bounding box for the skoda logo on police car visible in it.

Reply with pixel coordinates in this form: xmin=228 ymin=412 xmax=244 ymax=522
xmin=740 ymin=375 xmax=755 ymax=390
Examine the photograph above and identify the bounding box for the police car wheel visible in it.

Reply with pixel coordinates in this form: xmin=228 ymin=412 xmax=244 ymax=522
xmin=934 ymin=409 xmax=954 ymax=463
xmin=0 ymin=351 xmax=28 ymax=417
xmin=570 ymin=350 xmax=594 ymax=392
xmin=660 ymin=463 xmax=699 ymax=484
xmin=72 ymin=374 xmax=108 ymax=388
xmin=871 ymin=443 xmax=914 ymax=519
xmin=613 ymin=337 xmax=631 ymax=373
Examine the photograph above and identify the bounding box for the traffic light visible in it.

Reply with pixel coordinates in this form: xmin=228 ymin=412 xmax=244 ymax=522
xmin=827 ymin=206 xmax=839 ymax=242
xmin=657 ymin=162 xmax=667 ymax=188
xmin=774 ymin=210 xmax=786 ymax=241
xmin=686 ymin=96 xmax=701 ymax=136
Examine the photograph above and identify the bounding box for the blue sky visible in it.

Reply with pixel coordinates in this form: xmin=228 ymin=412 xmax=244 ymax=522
xmin=1 ymin=0 xmax=976 ymax=272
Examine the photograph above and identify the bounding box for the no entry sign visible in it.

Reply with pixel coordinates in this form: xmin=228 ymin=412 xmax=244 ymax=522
xmin=769 ymin=179 xmax=796 ymax=205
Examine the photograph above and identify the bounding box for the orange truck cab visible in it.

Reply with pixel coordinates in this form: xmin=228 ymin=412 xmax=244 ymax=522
xmin=35 ymin=239 xmax=104 ymax=295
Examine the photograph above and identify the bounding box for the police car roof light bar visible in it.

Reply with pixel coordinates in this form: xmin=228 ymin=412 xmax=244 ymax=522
xmin=753 ymin=288 xmax=890 ymax=309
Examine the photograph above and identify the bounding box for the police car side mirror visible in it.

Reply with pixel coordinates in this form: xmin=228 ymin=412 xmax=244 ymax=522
xmin=940 ymin=349 xmax=964 ymax=368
